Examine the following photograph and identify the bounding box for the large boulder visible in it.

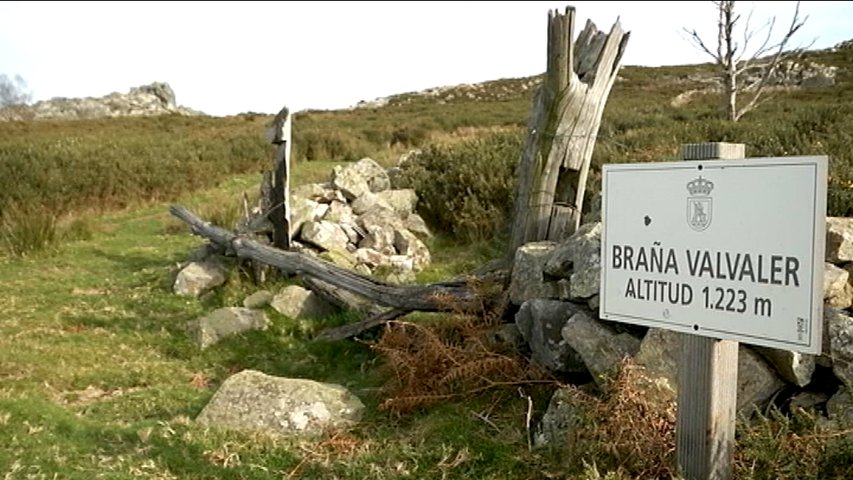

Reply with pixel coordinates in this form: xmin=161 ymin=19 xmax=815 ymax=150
xmin=292 ymin=182 xmax=345 ymax=204
xmin=132 ymin=82 xmax=176 ymax=106
xmin=568 ymin=267 xmax=601 ymax=301
xmin=534 ymin=364 xmax=674 ymax=451
xmin=355 ymin=248 xmax=388 ymax=269
xmin=271 ymin=285 xmax=338 ymax=320
xmin=350 ymin=192 xmax=393 ymax=216
xmin=753 ymin=347 xmax=816 ymax=387
xmin=243 ymin=290 xmax=274 ymax=309
xmin=393 ymin=229 xmax=431 ymax=271
xmin=515 ymin=299 xmax=587 ymax=373
xmin=323 ymin=201 xmax=357 ymax=225
xmin=533 ymin=388 xmax=583 ymax=450
xmin=188 ymin=307 xmax=270 ymax=349
xmin=318 ymin=248 xmax=358 ymax=270
xmin=358 ymin=209 xmax=402 ymax=256
xmin=509 ymin=242 xmax=562 ymax=305
xmin=196 ymin=370 xmax=365 ymax=437
xmin=173 ymin=260 xmax=226 ymax=298
xmin=826 ymin=387 xmax=853 ymax=427
xmin=789 ymin=391 xmax=830 ymax=412
xmin=376 ymin=189 xmax=418 ymax=218
xmin=825 ymin=307 xmax=853 ymax=387
xmin=544 ymin=222 xmax=602 ymax=277
xmin=404 ymin=213 xmax=432 ymax=240
xmin=561 ymin=312 xmax=641 ymax=384
xmin=634 ymin=329 xmax=681 ymax=390
xmin=736 ymin=348 xmax=788 ymax=413
xmin=544 ymin=222 xmax=602 ymax=299
xmin=824 ymin=263 xmax=853 ymax=309
xmin=300 ymin=221 xmax=350 ymax=252
xmin=289 ymin=197 xmax=330 ymax=237
xmin=331 ymin=158 xmax=391 ymax=200
xmin=635 ymin=329 xmax=785 ymax=413
xmin=826 ymin=217 xmax=853 ymax=263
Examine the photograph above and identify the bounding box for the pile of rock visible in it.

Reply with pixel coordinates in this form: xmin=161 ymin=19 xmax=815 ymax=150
xmin=834 ymin=39 xmax=853 ymax=50
xmin=671 ymin=59 xmax=838 ymax=108
xmin=288 ymin=157 xmax=432 ymax=284
xmin=170 ymin=157 xmax=435 ymax=439
xmin=173 ymin=161 xmax=853 ymax=441
xmin=746 ymin=59 xmax=838 ymax=89
xmin=172 ymin=157 xmax=434 ymax=346
xmin=0 ymin=82 xmax=203 ymax=121
xmin=509 ymin=217 xmax=853 ymax=447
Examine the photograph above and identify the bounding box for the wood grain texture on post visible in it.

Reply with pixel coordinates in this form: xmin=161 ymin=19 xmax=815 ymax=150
xmin=677 ymin=142 xmax=745 ymax=480
xmin=509 ymin=6 xmax=630 ymax=255
xmin=268 ymin=106 xmax=292 ymax=250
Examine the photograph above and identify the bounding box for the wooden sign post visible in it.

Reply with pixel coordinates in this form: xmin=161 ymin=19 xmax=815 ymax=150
xmin=599 ymin=142 xmax=827 ymax=479
xmin=267 ymin=106 xmax=292 ymax=251
xmin=676 ymin=142 xmax=743 ymax=480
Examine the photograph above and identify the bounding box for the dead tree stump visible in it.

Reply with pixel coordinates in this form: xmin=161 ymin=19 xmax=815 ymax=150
xmin=509 ymin=8 xmax=630 ymax=253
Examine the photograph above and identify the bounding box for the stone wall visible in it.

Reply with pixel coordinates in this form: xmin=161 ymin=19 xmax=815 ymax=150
xmin=512 ymin=217 xmax=853 ymax=426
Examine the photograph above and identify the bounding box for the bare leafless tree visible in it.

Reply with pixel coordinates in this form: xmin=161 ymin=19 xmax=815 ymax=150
xmin=685 ymin=1 xmax=811 ymax=121
xmin=0 ymin=74 xmax=32 ymax=108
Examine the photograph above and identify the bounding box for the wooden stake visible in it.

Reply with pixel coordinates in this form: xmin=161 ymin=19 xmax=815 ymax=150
xmin=268 ymin=106 xmax=292 ymax=251
xmin=677 ymin=142 xmax=745 ymax=480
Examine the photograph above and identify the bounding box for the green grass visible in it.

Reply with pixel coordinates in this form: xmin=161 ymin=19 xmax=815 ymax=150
xmin=2 ymin=42 xmax=853 ymax=479
xmin=0 ymin=170 xmax=551 ymax=479
xmin=2 ymin=162 xmax=849 ymax=479
xmin=4 ymin=45 xmax=852 ymax=257
xmin=3 ymin=165 xmax=853 ymax=478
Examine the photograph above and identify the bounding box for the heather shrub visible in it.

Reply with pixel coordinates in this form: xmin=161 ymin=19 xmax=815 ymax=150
xmin=399 ymin=132 xmax=523 ymax=242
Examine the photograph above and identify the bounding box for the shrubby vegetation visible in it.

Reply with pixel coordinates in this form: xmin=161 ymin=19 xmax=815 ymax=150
xmin=398 ymin=132 xmax=523 ymax=243
xmin=1 ymin=45 xmax=851 ymax=255
xmin=0 ymin=115 xmax=270 ymax=255
xmin=0 ymin=97 xmax=530 ymax=256
xmin=1 ymin=43 xmax=852 ymax=479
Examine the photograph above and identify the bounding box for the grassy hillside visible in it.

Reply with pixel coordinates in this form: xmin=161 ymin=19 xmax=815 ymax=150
xmin=1 ymin=43 xmax=852 ymax=479
xmin=2 ymin=45 xmax=852 ymax=257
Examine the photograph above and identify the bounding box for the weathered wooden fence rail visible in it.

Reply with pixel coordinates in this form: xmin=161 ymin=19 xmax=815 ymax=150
xmin=267 ymin=106 xmax=292 ymax=251
xmin=169 ymin=205 xmax=508 ymax=339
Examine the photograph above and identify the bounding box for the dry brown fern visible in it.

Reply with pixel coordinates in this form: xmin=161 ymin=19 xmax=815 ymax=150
xmin=369 ymin=274 xmax=556 ymax=415
xmin=559 ymin=357 xmax=678 ymax=479
xmin=372 ymin=312 xmax=548 ymax=415
xmin=439 ymin=355 xmax=521 ymax=388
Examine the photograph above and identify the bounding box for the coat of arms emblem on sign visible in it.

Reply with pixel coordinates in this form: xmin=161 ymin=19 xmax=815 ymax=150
xmin=687 ymin=176 xmax=713 ymax=231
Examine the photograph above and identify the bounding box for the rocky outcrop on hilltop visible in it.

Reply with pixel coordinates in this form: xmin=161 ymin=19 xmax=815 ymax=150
xmin=351 ymin=77 xmax=543 ymax=109
xmin=670 ymin=58 xmax=839 ymax=107
xmin=742 ymin=59 xmax=838 ymax=89
xmin=353 ymin=38 xmax=853 ymax=112
xmin=0 ymin=82 xmax=204 ymax=121
xmin=834 ymin=39 xmax=853 ymax=50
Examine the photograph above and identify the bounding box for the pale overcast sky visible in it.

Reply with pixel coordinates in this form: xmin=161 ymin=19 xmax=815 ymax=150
xmin=1 ymin=1 xmax=850 ymax=116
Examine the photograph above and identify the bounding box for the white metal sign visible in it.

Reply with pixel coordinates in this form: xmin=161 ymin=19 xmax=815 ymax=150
xmin=600 ymin=156 xmax=828 ymax=354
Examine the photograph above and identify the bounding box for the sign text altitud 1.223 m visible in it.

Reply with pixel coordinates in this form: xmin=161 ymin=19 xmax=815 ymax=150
xmin=599 ymin=156 xmax=828 ymax=354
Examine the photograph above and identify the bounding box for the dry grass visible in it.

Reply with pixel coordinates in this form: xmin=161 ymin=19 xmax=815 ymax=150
xmin=373 ymin=319 xmax=527 ymax=414
xmin=556 ymin=358 xmax=678 ymax=479
xmin=735 ymin=406 xmax=853 ymax=479
xmin=371 ymin=281 xmax=554 ymax=415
